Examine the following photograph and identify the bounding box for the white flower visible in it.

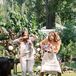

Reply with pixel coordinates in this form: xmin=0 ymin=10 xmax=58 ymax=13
xmin=37 ymin=66 xmax=41 ymax=70
xmin=16 ymin=55 xmax=19 ymax=58
xmin=8 ymin=45 xmax=13 ymax=50
xmin=36 ymin=43 xmax=40 ymax=46
xmin=37 ymin=48 xmax=41 ymax=51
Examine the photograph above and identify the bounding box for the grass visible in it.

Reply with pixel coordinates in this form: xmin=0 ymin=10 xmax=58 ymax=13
xmin=62 ymin=72 xmax=76 ymax=76
xmin=12 ymin=63 xmax=76 ymax=76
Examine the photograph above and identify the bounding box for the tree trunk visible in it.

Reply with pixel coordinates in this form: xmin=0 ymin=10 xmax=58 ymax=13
xmin=46 ymin=12 xmax=55 ymax=29
xmin=45 ymin=0 xmax=56 ymax=29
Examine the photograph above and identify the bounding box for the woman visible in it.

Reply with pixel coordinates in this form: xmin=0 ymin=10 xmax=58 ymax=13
xmin=13 ymin=30 xmax=35 ymax=76
xmin=39 ymin=31 xmax=62 ymax=76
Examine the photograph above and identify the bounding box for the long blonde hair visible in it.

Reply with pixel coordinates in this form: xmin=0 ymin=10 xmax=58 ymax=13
xmin=48 ymin=32 xmax=61 ymax=42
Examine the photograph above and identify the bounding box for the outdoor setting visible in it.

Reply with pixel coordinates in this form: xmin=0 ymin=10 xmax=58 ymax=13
xmin=0 ymin=0 xmax=76 ymax=76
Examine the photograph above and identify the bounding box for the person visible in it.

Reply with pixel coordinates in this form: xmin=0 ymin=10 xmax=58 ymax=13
xmin=13 ymin=30 xmax=35 ymax=76
xmin=39 ymin=31 xmax=62 ymax=76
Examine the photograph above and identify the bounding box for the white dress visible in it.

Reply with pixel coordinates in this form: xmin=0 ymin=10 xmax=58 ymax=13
xmin=41 ymin=45 xmax=61 ymax=73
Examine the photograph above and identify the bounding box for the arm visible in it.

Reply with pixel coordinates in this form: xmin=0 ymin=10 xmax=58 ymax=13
xmin=39 ymin=38 xmax=48 ymax=57
xmin=13 ymin=39 xmax=20 ymax=46
xmin=13 ymin=37 xmax=23 ymax=45
xmin=13 ymin=38 xmax=20 ymax=43
xmin=32 ymin=45 xmax=36 ymax=55
xmin=39 ymin=38 xmax=47 ymax=50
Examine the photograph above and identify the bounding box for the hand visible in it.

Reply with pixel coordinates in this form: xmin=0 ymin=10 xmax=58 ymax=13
xmin=19 ymin=37 xmax=23 ymax=41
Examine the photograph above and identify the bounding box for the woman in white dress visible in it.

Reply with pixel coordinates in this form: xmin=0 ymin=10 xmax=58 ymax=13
xmin=39 ymin=32 xmax=62 ymax=76
xmin=13 ymin=30 xmax=35 ymax=76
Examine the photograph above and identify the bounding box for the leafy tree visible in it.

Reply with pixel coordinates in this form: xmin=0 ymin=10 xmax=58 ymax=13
xmin=60 ymin=41 xmax=76 ymax=62
xmin=57 ymin=0 xmax=76 ymax=25
xmin=60 ymin=24 xmax=76 ymax=45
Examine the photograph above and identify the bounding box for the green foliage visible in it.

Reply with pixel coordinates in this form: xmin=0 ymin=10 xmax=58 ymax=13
xmin=0 ymin=16 xmax=3 ymax=21
xmin=0 ymin=34 xmax=9 ymax=40
xmin=57 ymin=0 xmax=76 ymax=24
xmin=60 ymin=24 xmax=76 ymax=45
xmin=1 ymin=0 xmax=76 ymax=31
xmin=0 ymin=1 xmax=36 ymax=34
xmin=59 ymin=22 xmax=76 ymax=62
xmin=0 ymin=45 xmax=5 ymax=51
xmin=60 ymin=41 xmax=76 ymax=62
